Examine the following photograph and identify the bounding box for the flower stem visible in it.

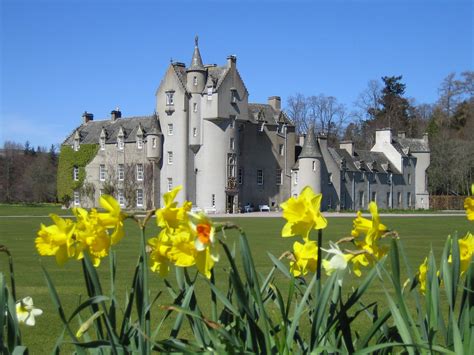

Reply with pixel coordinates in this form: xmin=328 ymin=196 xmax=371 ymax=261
xmin=316 ymin=229 xmax=323 ymax=294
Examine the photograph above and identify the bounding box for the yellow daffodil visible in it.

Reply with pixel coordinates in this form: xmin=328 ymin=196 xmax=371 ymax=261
xmin=349 ymin=253 xmax=370 ymax=277
xmin=351 ymin=202 xmax=388 ymax=243
xmin=35 ymin=214 xmax=77 ymax=265
xmin=16 ymin=297 xmax=43 ymax=326
xmin=189 ymin=212 xmax=219 ymax=262
xmin=148 ymin=230 xmax=173 ymax=277
xmin=156 ymin=185 xmax=192 ymax=230
xmin=290 ymin=240 xmax=318 ymax=277
xmin=96 ymin=194 xmax=126 ymax=244
xmin=281 ymin=186 xmax=328 ymax=241
xmin=418 ymin=257 xmax=428 ymax=294
xmin=448 ymin=232 xmax=474 ymax=275
xmin=464 ymin=184 xmax=474 ymax=221
xmin=322 ymin=242 xmax=353 ymax=276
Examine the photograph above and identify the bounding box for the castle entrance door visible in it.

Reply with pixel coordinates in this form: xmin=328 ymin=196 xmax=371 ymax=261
xmin=226 ymin=195 xmax=234 ymax=214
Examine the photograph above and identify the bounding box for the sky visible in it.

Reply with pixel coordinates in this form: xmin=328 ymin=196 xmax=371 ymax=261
xmin=0 ymin=0 xmax=472 ymax=148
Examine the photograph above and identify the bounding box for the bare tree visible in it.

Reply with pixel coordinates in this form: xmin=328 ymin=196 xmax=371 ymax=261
xmin=286 ymin=93 xmax=309 ymax=135
xmin=307 ymin=94 xmax=347 ymax=142
xmin=353 ymin=79 xmax=383 ymax=121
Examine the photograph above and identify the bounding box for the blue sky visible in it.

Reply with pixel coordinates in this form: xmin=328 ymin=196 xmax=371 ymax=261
xmin=1 ymin=0 xmax=472 ymax=148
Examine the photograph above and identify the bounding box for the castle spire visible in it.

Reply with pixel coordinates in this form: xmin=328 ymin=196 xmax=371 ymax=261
xmin=299 ymin=125 xmax=322 ymax=159
xmin=189 ymin=35 xmax=204 ymax=71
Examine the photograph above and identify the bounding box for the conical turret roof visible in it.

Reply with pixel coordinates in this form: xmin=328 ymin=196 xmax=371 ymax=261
xmin=299 ymin=126 xmax=322 ymax=159
xmin=188 ymin=35 xmax=204 ymax=71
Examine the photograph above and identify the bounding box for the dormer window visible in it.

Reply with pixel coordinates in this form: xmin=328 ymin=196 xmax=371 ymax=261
xmin=73 ymin=138 xmax=80 ymax=151
xmin=207 ymin=87 xmax=213 ymax=100
xmin=230 ymin=88 xmax=238 ymax=104
xmin=117 ymin=136 xmax=124 ymax=150
xmin=259 ymin=122 xmax=265 ymax=132
xmin=277 ymin=123 xmax=284 ymax=134
xmin=166 ymin=91 xmax=174 ymax=105
xmin=100 ymin=137 xmax=105 ymax=150
xmin=137 ymin=136 xmax=143 ymax=149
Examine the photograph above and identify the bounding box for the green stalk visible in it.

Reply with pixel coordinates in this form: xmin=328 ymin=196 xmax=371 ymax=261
xmin=140 ymin=223 xmax=151 ymax=355
xmin=316 ymin=229 xmax=323 ymax=295
xmin=0 ymin=245 xmax=16 ymax=301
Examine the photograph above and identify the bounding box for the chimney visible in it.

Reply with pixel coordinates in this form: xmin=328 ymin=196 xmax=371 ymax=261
xmin=398 ymin=131 xmax=406 ymax=139
xmin=268 ymin=96 xmax=281 ymax=111
xmin=82 ymin=111 xmax=93 ymax=124
xmin=111 ymin=108 xmax=122 ymax=121
xmin=227 ymin=55 xmax=236 ymax=70
xmin=339 ymin=140 xmax=354 ymax=156
xmin=317 ymin=134 xmax=328 ymax=153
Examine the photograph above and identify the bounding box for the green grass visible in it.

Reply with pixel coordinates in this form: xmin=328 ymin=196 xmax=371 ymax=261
xmin=0 ymin=206 xmax=472 ymax=353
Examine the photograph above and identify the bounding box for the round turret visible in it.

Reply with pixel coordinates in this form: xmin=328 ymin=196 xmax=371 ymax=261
xmin=298 ymin=128 xmax=323 ymax=194
xmin=186 ymin=36 xmax=206 ymax=93
xmin=146 ymin=127 xmax=162 ymax=162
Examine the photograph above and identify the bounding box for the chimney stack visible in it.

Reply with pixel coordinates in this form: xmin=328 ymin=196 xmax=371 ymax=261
xmin=82 ymin=111 xmax=93 ymax=124
xmin=227 ymin=55 xmax=236 ymax=70
xmin=111 ymin=108 xmax=122 ymax=121
xmin=268 ymin=96 xmax=281 ymax=111
xmin=339 ymin=140 xmax=354 ymax=156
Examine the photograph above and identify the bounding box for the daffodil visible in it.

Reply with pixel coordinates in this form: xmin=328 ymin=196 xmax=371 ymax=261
xmin=464 ymin=184 xmax=474 ymax=221
xmin=322 ymin=242 xmax=353 ymax=275
xmin=16 ymin=297 xmax=43 ymax=326
xmin=289 ymin=240 xmax=318 ymax=277
xmin=281 ymin=186 xmax=328 ymax=241
xmin=418 ymin=257 xmax=428 ymax=294
xmin=156 ymin=186 xmax=192 ymax=230
xmin=349 ymin=253 xmax=370 ymax=277
xmin=148 ymin=229 xmax=173 ymax=277
xmin=448 ymin=232 xmax=474 ymax=275
xmin=35 ymin=214 xmax=78 ymax=265
xmin=96 ymin=194 xmax=126 ymax=244
xmin=189 ymin=212 xmax=219 ymax=262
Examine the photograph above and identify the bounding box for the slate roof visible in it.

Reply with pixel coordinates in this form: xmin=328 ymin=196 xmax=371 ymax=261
xmin=63 ymin=115 xmax=161 ymax=145
xmin=299 ymin=128 xmax=322 ymax=158
xmin=247 ymin=104 xmax=293 ymax=125
xmin=396 ymin=137 xmax=430 ymax=153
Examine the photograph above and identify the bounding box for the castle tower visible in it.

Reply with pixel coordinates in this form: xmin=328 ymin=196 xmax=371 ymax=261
xmin=298 ymin=126 xmax=323 ymax=194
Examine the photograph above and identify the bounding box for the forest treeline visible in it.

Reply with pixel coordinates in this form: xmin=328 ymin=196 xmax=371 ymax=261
xmin=0 ymin=71 xmax=472 ymax=203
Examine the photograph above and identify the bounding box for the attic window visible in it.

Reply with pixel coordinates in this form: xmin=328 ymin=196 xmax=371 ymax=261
xmin=118 ymin=135 xmax=124 ymax=150
xmin=100 ymin=137 xmax=105 ymax=150
xmin=207 ymin=87 xmax=213 ymax=100
xmin=166 ymin=91 xmax=174 ymax=105
xmin=230 ymin=88 xmax=237 ymax=104
xmin=258 ymin=122 xmax=265 ymax=132
xmin=137 ymin=136 xmax=143 ymax=149
xmin=277 ymin=123 xmax=284 ymax=134
xmin=73 ymin=138 xmax=80 ymax=151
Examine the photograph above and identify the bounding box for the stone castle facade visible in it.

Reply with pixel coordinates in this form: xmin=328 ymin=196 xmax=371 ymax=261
xmin=62 ymin=39 xmax=430 ymax=212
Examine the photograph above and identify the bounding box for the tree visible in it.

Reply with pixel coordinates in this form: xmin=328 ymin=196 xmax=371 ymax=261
xmin=286 ymin=93 xmax=309 ymax=135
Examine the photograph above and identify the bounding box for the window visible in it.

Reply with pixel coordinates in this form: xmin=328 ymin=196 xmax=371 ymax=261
xmin=167 ymin=151 xmax=173 ymax=165
xmin=118 ymin=136 xmax=124 ymax=150
xmin=360 ymin=172 xmax=365 ymax=181
xmin=73 ymin=190 xmax=80 ymax=206
xmin=99 ymin=189 xmax=104 ymax=196
xmin=407 ymin=192 xmax=412 ymax=207
xmin=386 ymin=192 xmax=391 ymax=208
xmin=227 ymin=154 xmax=236 ymax=178
xmin=359 ymin=191 xmax=365 ymax=208
xmin=168 ymin=124 xmax=174 ymax=135
xmin=193 ymin=76 xmax=197 ymax=86
xmin=152 ymin=137 xmax=157 ymax=148
xmin=277 ymin=123 xmax=284 ymax=134
xmin=312 ymin=161 xmax=317 ymax=171
xmin=118 ymin=164 xmax=124 ymax=181
xmin=238 ymin=168 xmax=243 ymax=184
xmin=118 ymin=190 xmax=125 ymax=207
xmin=99 ymin=164 xmax=106 ymax=181
xmin=73 ymin=166 xmax=79 ymax=181
xmin=167 ymin=178 xmax=173 ymax=192
xmin=371 ymin=191 xmax=377 ymax=202
xmin=193 ymin=102 xmax=197 ymax=112
xmin=294 ymin=171 xmax=298 ymax=185
xmin=193 ymin=128 xmax=197 ymax=137
xmin=136 ymin=164 xmax=144 ymax=181
xmin=257 ymin=169 xmax=264 ymax=185
xmin=230 ymin=137 xmax=235 ymax=150
xmin=166 ymin=91 xmax=174 ymax=105
xmin=136 ymin=189 xmax=144 ymax=207
xmin=211 ymin=194 xmax=216 ymax=207
xmin=100 ymin=137 xmax=105 ymax=150
xmin=73 ymin=139 xmax=80 ymax=151
xmin=398 ymin=192 xmax=402 ymax=207
xmin=328 ymin=172 xmax=333 ymax=184
xmin=259 ymin=122 xmax=265 ymax=132
xmin=407 ymin=173 xmax=411 ymax=185
xmin=229 ymin=116 xmax=235 ymax=128
xmin=207 ymin=87 xmax=213 ymax=100
xmin=279 ymin=144 xmax=284 ymax=156
xmin=137 ymin=136 xmax=143 ymax=149
xmin=276 ymin=169 xmax=282 ymax=185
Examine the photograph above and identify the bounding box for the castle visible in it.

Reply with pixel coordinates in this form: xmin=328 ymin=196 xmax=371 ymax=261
xmin=61 ymin=38 xmax=430 ymax=212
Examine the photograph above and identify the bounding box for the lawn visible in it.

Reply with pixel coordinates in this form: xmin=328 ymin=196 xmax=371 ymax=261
xmin=1 ymin=206 xmax=472 ymax=353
